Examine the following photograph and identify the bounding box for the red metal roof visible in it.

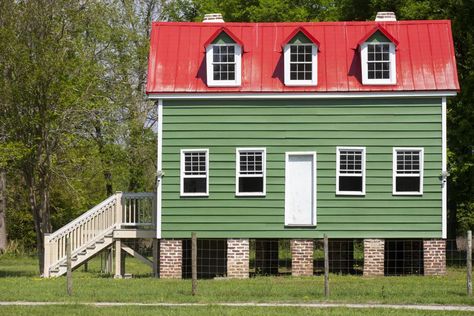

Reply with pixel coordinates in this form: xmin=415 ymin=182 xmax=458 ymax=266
xmin=146 ymin=21 xmax=459 ymax=94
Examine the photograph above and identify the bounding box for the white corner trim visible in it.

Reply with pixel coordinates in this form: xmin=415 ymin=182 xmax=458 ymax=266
xmin=392 ymin=147 xmax=424 ymax=196
xmin=147 ymin=91 xmax=457 ymax=100
xmin=156 ymin=99 xmax=163 ymax=239
xmin=284 ymin=151 xmax=317 ymax=226
xmin=336 ymin=146 xmax=366 ymax=196
xmin=206 ymin=44 xmax=241 ymax=87
xmin=180 ymin=148 xmax=210 ymax=197
xmin=441 ymin=97 xmax=447 ymax=239
xmin=235 ymin=147 xmax=267 ymax=197
xmin=283 ymin=44 xmax=318 ymax=86
xmin=360 ymin=42 xmax=397 ymax=85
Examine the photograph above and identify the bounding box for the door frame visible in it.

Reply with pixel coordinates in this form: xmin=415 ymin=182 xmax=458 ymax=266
xmin=284 ymin=151 xmax=317 ymax=227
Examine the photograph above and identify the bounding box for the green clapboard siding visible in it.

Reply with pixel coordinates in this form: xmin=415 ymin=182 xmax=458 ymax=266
xmin=161 ymin=98 xmax=443 ymax=238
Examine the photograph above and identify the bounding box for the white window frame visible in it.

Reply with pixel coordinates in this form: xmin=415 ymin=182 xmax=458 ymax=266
xmin=206 ymin=43 xmax=241 ymax=87
xmin=284 ymin=43 xmax=318 ymax=86
xmin=235 ymin=148 xmax=266 ymax=197
xmin=392 ymin=147 xmax=424 ymax=196
xmin=336 ymin=146 xmax=366 ymax=196
xmin=360 ymin=42 xmax=396 ymax=85
xmin=180 ymin=149 xmax=209 ymax=197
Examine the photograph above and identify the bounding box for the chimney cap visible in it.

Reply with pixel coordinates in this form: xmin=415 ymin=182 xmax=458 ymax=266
xmin=203 ymin=13 xmax=224 ymax=23
xmin=375 ymin=12 xmax=397 ymax=22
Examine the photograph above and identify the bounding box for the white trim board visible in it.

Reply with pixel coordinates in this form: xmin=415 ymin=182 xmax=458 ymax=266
xmin=156 ymin=99 xmax=163 ymax=239
xmin=147 ymin=91 xmax=457 ymax=100
xmin=441 ymin=97 xmax=447 ymax=239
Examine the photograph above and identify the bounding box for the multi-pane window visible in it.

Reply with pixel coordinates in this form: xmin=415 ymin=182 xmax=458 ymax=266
xmin=367 ymin=43 xmax=390 ymax=79
xmin=212 ymin=45 xmax=235 ymax=81
xmin=361 ymin=41 xmax=396 ymax=85
xmin=336 ymin=147 xmax=366 ymax=195
xmin=289 ymin=45 xmax=312 ymax=80
xmin=284 ymin=42 xmax=318 ymax=86
xmin=393 ymin=148 xmax=423 ymax=195
xmin=206 ymin=41 xmax=241 ymax=87
xmin=180 ymin=149 xmax=208 ymax=196
xmin=236 ymin=148 xmax=266 ymax=196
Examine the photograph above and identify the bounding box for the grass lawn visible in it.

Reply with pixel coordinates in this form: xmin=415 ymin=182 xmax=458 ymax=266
xmin=0 ymin=254 xmax=472 ymax=314
xmin=1 ymin=306 xmax=473 ymax=316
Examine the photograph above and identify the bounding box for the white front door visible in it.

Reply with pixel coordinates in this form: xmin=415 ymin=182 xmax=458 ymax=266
xmin=285 ymin=152 xmax=317 ymax=226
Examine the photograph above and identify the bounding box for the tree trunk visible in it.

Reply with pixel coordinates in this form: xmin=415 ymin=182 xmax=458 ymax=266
xmin=0 ymin=168 xmax=7 ymax=251
xmin=27 ymin=175 xmax=44 ymax=275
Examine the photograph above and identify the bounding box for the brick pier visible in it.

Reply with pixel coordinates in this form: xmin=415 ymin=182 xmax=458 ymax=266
xmin=227 ymin=238 xmax=249 ymax=278
xmin=363 ymin=238 xmax=385 ymax=276
xmin=423 ymin=239 xmax=446 ymax=275
xmin=291 ymin=239 xmax=314 ymax=276
xmin=160 ymin=239 xmax=182 ymax=279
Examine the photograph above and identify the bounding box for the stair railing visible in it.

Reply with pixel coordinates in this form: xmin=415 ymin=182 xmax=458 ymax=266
xmin=121 ymin=192 xmax=156 ymax=228
xmin=43 ymin=191 xmax=156 ymax=277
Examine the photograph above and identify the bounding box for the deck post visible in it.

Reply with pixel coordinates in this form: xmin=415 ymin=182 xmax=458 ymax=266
xmin=114 ymin=239 xmax=123 ymax=278
xmin=43 ymin=233 xmax=51 ymax=278
xmin=115 ymin=191 xmax=123 ymax=228
xmin=66 ymin=236 xmax=72 ymax=295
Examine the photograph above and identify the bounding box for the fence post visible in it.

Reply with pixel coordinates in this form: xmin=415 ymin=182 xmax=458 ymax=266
xmin=468 ymin=230 xmax=472 ymax=296
xmin=192 ymin=232 xmax=197 ymax=296
xmin=66 ymin=236 xmax=72 ymax=296
xmin=324 ymin=234 xmax=329 ymax=298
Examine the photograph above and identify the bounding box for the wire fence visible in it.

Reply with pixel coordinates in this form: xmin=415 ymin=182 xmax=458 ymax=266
xmin=177 ymin=238 xmax=471 ymax=279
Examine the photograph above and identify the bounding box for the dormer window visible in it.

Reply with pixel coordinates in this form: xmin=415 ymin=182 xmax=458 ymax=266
xmin=205 ymin=29 xmax=242 ymax=87
xmin=359 ymin=27 xmax=398 ymax=85
xmin=283 ymin=28 xmax=319 ymax=86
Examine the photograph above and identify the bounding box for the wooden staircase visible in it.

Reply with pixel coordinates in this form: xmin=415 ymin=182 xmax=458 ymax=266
xmin=43 ymin=192 xmax=155 ymax=277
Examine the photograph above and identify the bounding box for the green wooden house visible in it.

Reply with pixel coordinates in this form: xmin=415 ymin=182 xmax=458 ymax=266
xmin=42 ymin=13 xmax=459 ymax=279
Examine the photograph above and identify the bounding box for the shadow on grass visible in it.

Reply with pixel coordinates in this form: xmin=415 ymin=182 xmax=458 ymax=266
xmin=0 ymin=270 xmax=38 ymax=277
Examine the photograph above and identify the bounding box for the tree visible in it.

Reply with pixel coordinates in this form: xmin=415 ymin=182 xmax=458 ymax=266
xmin=0 ymin=0 xmax=123 ymax=273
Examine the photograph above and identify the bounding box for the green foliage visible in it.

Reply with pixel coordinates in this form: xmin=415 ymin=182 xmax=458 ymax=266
xmin=1 ymin=0 xmax=473 ymax=256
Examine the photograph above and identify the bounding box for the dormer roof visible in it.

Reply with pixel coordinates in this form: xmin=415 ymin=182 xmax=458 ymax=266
xmin=357 ymin=24 xmax=399 ymax=47
xmin=203 ymin=27 xmax=243 ymax=48
xmin=281 ymin=26 xmax=320 ymax=47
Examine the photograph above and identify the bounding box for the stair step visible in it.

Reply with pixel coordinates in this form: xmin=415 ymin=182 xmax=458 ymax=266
xmin=96 ymin=239 xmax=105 ymax=244
xmin=87 ymin=245 xmax=96 ymax=250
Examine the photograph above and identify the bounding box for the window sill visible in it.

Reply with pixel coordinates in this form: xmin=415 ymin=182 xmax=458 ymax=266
xmin=392 ymin=192 xmax=423 ymax=196
xmin=362 ymin=80 xmax=397 ymax=85
xmin=336 ymin=192 xmax=366 ymax=196
xmin=180 ymin=193 xmax=209 ymax=198
xmin=207 ymin=81 xmax=241 ymax=87
xmin=284 ymin=81 xmax=317 ymax=86
xmin=235 ymin=193 xmax=266 ymax=197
